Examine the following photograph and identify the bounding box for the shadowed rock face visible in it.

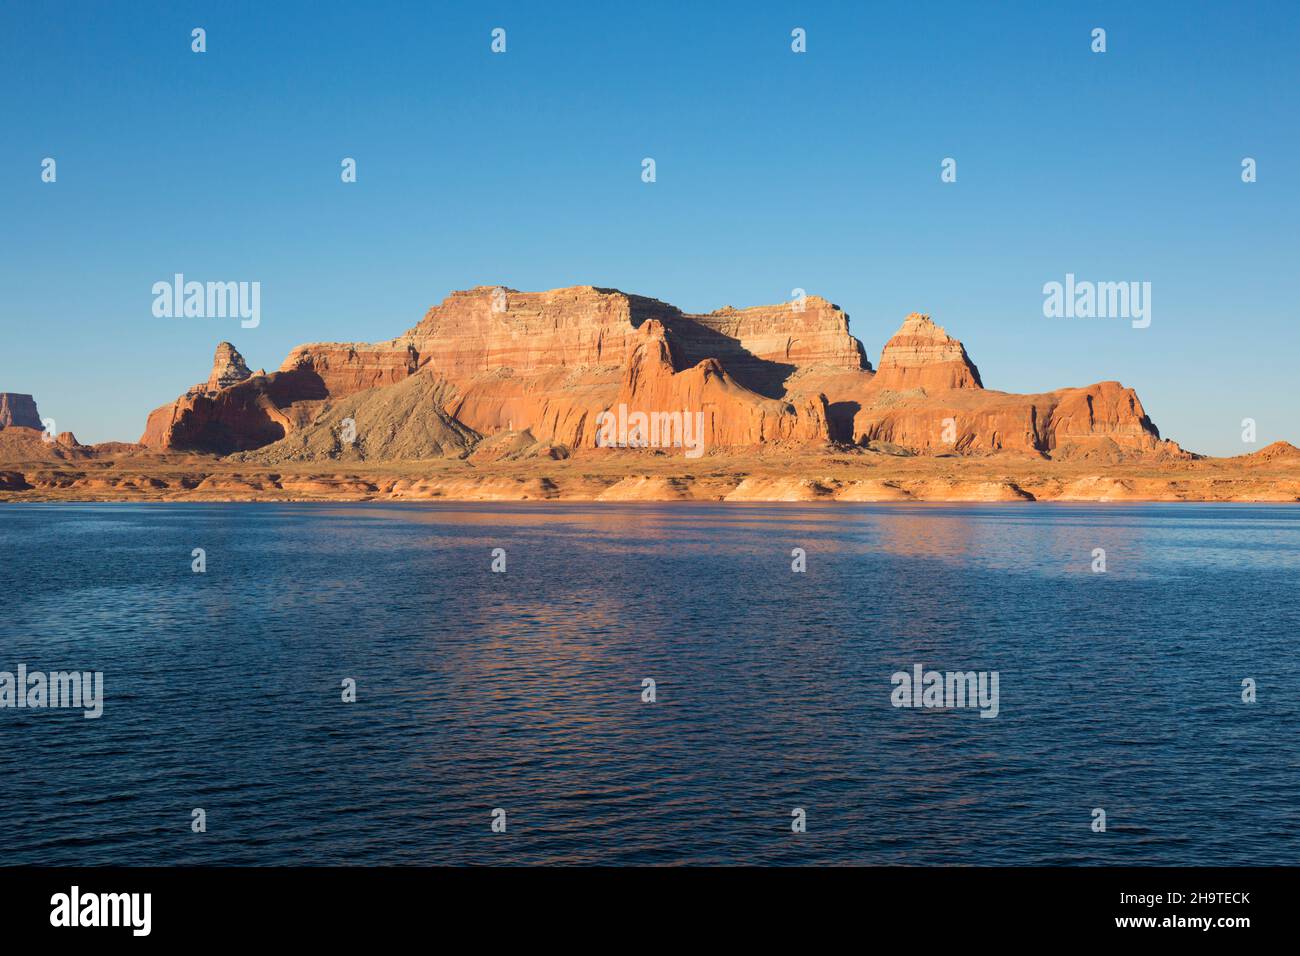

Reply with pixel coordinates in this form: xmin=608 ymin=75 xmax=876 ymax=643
xmin=278 ymin=343 xmax=420 ymax=395
xmin=135 ymin=285 xmax=1178 ymax=461
xmin=0 ymin=393 xmax=42 ymax=430
xmin=610 ymin=319 xmax=828 ymax=449
xmin=661 ymin=295 xmax=869 ymax=397
xmin=141 ymin=369 xmax=325 ymax=454
xmin=140 ymin=342 xmax=420 ymax=453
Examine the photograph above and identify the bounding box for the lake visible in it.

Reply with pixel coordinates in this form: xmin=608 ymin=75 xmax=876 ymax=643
xmin=1 ymin=502 xmax=1297 ymax=865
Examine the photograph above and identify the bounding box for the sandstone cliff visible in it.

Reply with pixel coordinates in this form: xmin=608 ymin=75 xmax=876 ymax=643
xmin=611 ymin=319 xmax=828 ymax=448
xmin=662 ymin=295 xmax=869 ymax=396
xmin=846 ymin=379 xmax=1180 ymax=459
xmin=142 ymin=368 xmax=314 ymax=453
xmin=136 ymin=285 xmax=1180 ymax=463
xmin=279 ymin=342 xmax=420 ymax=395
xmin=378 ymin=286 xmax=859 ymax=444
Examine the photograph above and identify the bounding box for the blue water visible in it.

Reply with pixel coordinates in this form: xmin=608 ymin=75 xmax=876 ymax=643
xmin=1 ymin=502 xmax=1297 ymax=865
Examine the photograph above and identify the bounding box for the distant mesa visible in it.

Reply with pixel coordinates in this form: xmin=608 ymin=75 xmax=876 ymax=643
xmin=0 ymin=393 xmax=43 ymax=431
xmin=134 ymin=285 xmax=1189 ymax=463
xmin=0 ymin=392 xmax=98 ymax=462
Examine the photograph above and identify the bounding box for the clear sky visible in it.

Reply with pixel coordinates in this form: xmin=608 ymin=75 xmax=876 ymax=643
xmin=2 ymin=1 xmax=1297 ymax=455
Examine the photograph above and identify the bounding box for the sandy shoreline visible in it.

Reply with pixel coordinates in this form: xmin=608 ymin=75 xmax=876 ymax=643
xmin=4 ymin=448 xmax=1299 ymax=504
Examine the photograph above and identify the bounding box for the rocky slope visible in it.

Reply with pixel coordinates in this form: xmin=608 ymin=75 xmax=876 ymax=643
xmin=234 ymin=368 xmax=479 ymax=464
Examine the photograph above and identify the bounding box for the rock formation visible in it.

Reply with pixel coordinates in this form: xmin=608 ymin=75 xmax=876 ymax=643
xmin=142 ymin=370 xmax=311 ymax=454
xmin=279 ymin=342 xmax=420 ymax=395
xmin=0 ymin=393 xmax=42 ymax=430
xmin=387 ymin=286 xmax=860 ymax=447
xmin=136 ymin=284 xmax=1182 ymax=463
xmin=871 ymin=313 xmax=982 ymax=390
xmin=206 ymin=343 xmax=253 ymax=391
xmin=141 ymin=341 xmax=417 ymax=454
xmin=661 ymin=295 xmax=869 ymax=396
xmin=0 ymin=423 xmax=98 ymax=463
xmin=611 ymin=319 xmax=827 ymax=448
xmin=844 ymin=379 xmax=1180 ymax=460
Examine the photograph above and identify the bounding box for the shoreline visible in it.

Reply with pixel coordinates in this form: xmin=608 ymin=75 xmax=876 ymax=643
xmin=4 ymin=497 xmax=1299 ymax=506
xmin=4 ymin=472 xmax=1299 ymax=505
xmin=5 ymin=445 xmax=1300 ymax=505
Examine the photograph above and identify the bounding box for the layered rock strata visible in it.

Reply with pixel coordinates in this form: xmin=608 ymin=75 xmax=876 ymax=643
xmin=137 ymin=285 xmax=1180 ymax=463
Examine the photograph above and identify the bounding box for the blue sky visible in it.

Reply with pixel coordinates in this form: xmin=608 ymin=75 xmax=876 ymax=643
xmin=2 ymin=0 xmax=1297 ymax=454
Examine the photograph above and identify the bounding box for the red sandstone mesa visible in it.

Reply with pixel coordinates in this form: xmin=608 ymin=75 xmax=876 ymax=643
xmin=6 ymin=285 xmax=1297 ymax=503
xmin=134 ymin=286 xmax=1184 ymax=463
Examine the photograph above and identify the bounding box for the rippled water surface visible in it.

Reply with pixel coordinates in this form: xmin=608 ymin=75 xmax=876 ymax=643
xmin=2 ymin=502 xmax=1298 ymax=865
